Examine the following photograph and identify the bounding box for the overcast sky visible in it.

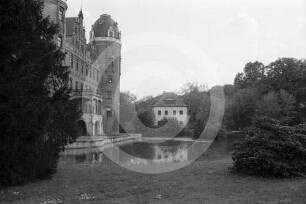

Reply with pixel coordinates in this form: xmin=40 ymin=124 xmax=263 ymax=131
xmin=66 ymin=0 xmax=305 ymax=99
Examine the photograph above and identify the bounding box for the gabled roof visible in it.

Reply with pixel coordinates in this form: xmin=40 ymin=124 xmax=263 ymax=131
xmin=152 ymin=92 xmax=188 ymax=107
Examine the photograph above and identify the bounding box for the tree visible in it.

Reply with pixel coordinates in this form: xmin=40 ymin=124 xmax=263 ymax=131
xmin=256 ymin=90 xmax=296 ymax=124
xmin=227 ymin=89 xmax=259 ymax=130
xmin=234 ymin=61 xmax=266 ymax=90
xmin=181 ymin=82 xmax=208 ymax=127
xmin=296 ymin=87 xmax=306 ymax=123
xmin=0 ymin=0 xmax=80 ymax=186
xmin=120 ymin=92 xmax=137 ymax=133
xmin=266 ymin=58 xmax=306 ymax=93
xmin=132 ymin=110 xmax=155 ymax=133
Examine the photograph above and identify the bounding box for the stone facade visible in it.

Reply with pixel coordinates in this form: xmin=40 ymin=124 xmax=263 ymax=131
xmin=41 ymin=0 xmax=121 ymax=136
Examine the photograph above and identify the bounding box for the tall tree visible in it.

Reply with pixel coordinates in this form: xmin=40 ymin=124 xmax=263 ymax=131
xmin=266 ymin=58 xmax=306 ymax=93
xmin=181 ymin=82 xmax=208 ymax=127
xmin=234 ymin=61 xmax=266 ymax=90
xmin=227 ymin=89 xmax=259 ymax=130
xmin=256 ymin=90 xmax=296 ymax=124
xmin=0 ymin=0 xmax=80 ymax=186
xmin=120 ymin=91 xmax=137 ymax=133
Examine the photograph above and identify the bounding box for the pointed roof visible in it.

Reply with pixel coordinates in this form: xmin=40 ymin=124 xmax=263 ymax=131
xmin=78 ymin=7 xmax=83 ymax=18
xmin=152 ymin=92 xmax=188 ymax=107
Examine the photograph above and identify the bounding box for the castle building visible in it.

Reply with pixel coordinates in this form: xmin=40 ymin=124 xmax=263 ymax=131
xmin=41 ymin=0 xmax=121 ymax=136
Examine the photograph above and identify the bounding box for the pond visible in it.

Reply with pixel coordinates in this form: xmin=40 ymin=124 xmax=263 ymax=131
xmin=60 ymin=138 xmax=212 ymax=168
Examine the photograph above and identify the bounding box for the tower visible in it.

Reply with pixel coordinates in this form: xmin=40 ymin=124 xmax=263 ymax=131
xmin=89 ymin=14 xmax=121 ymax=135
xmin=41 ymin=0 xmax=67 ymax=49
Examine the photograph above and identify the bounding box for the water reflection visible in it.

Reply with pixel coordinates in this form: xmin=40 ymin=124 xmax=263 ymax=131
xmin=60 ymin=139 xmax=208 ymax=166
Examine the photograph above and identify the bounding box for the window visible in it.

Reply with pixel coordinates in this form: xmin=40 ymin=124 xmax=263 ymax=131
xmin=80 ymin=83 xmax=83 ymax=90
xmin=173 ymin=110 xmax=176 ymax=115
xmin=76 ymin=62 xmax=79 ymax=73
xmin=180 ymin=110 xmax=183 ymax=115
xmin=70 ymin=78 xmax=72 ymax=88
xmin=108 ymin=29 xmax=114 ymax=38
xmin=165 ymin=110 xmax=168 ymax=115
xmin=86 ymin=68 xmax=88 ymax=76
xmin=81 ymin=65 xmax=84 ymax=75
xmin=106 ymin=107 xmax=112 ymax=117
xmin=106 ymin=91 xmax=112 ymax=99
xmin=75 ymin=81 xmax=78 ymax=90
xmin=158 ymin=110 xmax=161 ymax=115
xmin=99 ymin=19 xmax=103 ymax=24
xmin=90 ymin=70 xmax=92 ymax=78
xmin=57 ymin=36 xmax=62 ymax=48
xmin=58 ymin=9 xmax=64 ymax=21
xmin=180 ymin=121 xmax=183 ymax=125
xmin=108 ymin=75 xmax=113 ymax=83
xmin=70 ymin=54 xmax=73 ymax=69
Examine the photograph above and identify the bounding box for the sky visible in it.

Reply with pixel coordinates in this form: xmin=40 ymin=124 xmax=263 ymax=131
xmin=66 ymin=0 xmax=305 ymax=99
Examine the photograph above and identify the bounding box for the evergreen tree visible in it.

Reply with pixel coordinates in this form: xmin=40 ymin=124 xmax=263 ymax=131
xmin=0 ymin=0 xmax=81 ymax=186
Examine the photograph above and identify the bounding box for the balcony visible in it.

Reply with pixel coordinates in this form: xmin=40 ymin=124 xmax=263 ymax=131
xmin=72 ymin=89 xmax=102 ymax=99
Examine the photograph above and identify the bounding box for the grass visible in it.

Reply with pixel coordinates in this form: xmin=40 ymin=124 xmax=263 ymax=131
xmin=1 ymin=156 xmax=306 ymax=204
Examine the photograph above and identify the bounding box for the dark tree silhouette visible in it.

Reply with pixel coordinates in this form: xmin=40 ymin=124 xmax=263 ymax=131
xmin=0 ymin=0 xmax=81 ymax=186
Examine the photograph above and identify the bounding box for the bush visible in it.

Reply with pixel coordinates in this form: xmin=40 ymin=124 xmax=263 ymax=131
xmin=231 ymin=117 xmax=306 ymax=178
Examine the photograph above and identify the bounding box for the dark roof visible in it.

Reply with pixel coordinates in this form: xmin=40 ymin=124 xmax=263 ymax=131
xmin=66 ymin=17 xmax=76 ymax=36
xmin=152 ymin=92 xmax=188 ymax=107
xmin=92 ymin=14 xmax=120 ymax=39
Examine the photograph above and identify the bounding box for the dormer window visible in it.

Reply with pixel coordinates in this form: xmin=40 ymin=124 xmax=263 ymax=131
xmin=108 ymin=27 xmax=114 ymax=38
xmin=99 ymin=19 xmax=103 ymax=24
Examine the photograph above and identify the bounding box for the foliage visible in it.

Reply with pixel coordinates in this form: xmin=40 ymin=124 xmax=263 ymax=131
xmin=131 ymin=110 xmax=155 ymax=133
xmin=255 ymin=90 xmax=296 ymax=124
xmin=234 ymin=61 xmax=266 ymax=90
xmin=119 ymin=92 xmax=137 ymax=133
xmin=229 ymin=58 xmax=306 ymax=129
xmin=231 ymin=117 xmax=306 ymax=178
xmin=296 ymin=87 xmax=306 ymax=123
xmin=181 ymin=82 xmax=208 ymax=126
xmin=0 ymin=0 xmax=80 ymax=186
xmin=266 ymin=58 xmax=306 ymax=93
xmin=226 ymin=89 xmax=259 ymax=130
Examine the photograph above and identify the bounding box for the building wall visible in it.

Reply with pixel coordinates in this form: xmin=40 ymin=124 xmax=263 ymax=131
xmin=41 ymin=0 xmax=67 ymax=49
xmin=64 ymin=13 xmax=103 ymax=136
xmin=94 ymin=39 xmax=121 ymax=135
xmin=42 ymin=1 xmax=104 ymax=136
xmin=41 ymin=2 xmax=122 ymax=136
xmin=153 ymin=106 xmax=188 ymax=126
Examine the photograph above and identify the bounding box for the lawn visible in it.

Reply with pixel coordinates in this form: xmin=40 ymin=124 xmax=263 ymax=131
xmin=1 ymin=157 xmax=306 ymax=204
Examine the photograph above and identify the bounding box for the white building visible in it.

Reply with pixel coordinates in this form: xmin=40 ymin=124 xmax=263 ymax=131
xmin=152 ymin=93 xmax=188 ymax=126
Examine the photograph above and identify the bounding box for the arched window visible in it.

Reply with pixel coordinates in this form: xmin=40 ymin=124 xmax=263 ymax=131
xmin=98 ymin=100 xmax=102 ymax=114
xmin=106 ymin=107 xmax=112 ymax=117
xmin=108 ymin=27 xmax=114 ymax=38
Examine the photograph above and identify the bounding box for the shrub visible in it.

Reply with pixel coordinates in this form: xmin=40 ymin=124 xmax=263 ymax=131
xmin=231 ymin=117 xmax=306 ymax=178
